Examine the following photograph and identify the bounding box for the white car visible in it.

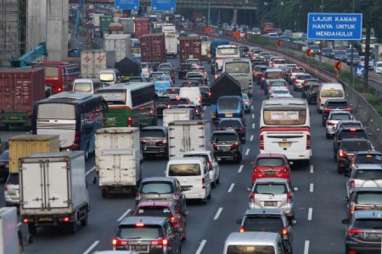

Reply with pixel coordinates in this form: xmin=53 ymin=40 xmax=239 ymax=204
xmin=375 ymin=61 xmax=382 ymax=74
xmin=290 ymin=72 xmax=312 ymax=90
xmin=325 ymin=111 xmax=354 ymax=138
xmin=4 ymin=173 xmax=19 ymax=206
xmin=269 ymin=86 xmax=292 ymax=98
xmin=183 ymin=150 xmax=220 ymax=187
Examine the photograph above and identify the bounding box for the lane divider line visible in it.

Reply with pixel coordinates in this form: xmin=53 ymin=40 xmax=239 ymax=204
xmin=83 ymin=240 xmax=100 ymax=254
xmin=117 ymin=209 xmax=132 ymax=222
xmin=304 ymin=240 xmax=310 ymax=254
xmin=251 ymin=113 xmax=255 ymax=119
xmin=309 ymin=183 xmax=314 ymax=193
xmin=252 ymin=123 xmax=255 ymax=129
xmin=86 ymin=166 xmax=96 ymax=176
xmin=250 ymin=135 xmax=254 ymax=142
xmin=228 ymin=183 xmax=235 ymax=193
xmin=238 ymin=165 xmax=244 ymax=173
xmin=245 ymin=148 xmax=250 ymax=156
xmin=195 ymin=240 xmax=207 ymax=254
xmin=213 ymin=207 xmax=223 ymax=221
xmin=310 ymin=165 xmax=314 ymax=174
xmin=308 ymin=208 xmax=313 ymax=221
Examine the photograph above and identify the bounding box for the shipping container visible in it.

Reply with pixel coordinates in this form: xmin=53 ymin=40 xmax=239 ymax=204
xmin=179 ymin=36 xmax=202 ymax=62
xmin=8 ymin=135 xmax=60 ymax=173
xmin=100 ymin=15 xmax=113 ymax=33
xmin=104 ymin=34 xmax=132 ymax=62
xmin=0 ymin=68 xmax=45 ymax=128
xmin=119 ymin=17 xmax=135 ymax=34
xmin=134 ymin=17 xmax=151 ymax=39
xmin=80 ymin=50 xmax=116 ymax=78
xmin=140 ymin=33 xmax=166 ymax=63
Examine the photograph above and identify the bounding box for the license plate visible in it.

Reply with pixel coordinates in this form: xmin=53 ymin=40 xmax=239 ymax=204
xmin=131 ymin=245 xmax=149 ymax=252
xmin=279 ymin=142 xmax=290 ymax=149
xmin=39 ymin=217 xmax=53 ymax=222
xmin=264 ymin=201 xmax=278 ymax=206
xmin=265 ymin=171 xmax=276 ymax=176
xmin=220 ymin=146 xmax=230 ymax=151
xmin=225 ymin=113 xmax=233 ymax=117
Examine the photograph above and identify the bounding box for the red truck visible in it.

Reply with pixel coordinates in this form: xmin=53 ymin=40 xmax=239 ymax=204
xmin=134 ymin=17 xmax=151 ymax=39
xmin=179 ymin=36 xmax=202 ymax=62
xmin=0 ymin=68 xmax=45 ymax=129
xmin=140 ymin=33 xmax=166 ymax=63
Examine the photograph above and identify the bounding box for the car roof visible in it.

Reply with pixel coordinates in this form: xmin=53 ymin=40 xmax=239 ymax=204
xmin=140 ymin=177 xmax=176 ymax=184
xmin=245 ymin=208 xmax=284 ymax=216
xmin=167 ymin=158 xmax=205 ymax=164
xmin=225 ymin=232 xmax=279 ymax=245
xmin=120 ymin=216 xmax=167 ymax=226
xmin=353 ymin=210 xmax=382 ymax=219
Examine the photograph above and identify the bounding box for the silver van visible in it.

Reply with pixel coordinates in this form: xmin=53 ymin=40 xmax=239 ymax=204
xmin=223 ymin=232 xmax=289 ymax=254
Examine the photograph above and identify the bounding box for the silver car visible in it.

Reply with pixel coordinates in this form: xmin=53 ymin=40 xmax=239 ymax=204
xmin=242 ymin=93 xmax=251 ymax=113
xmin=4 ymin=173 xmax=19 ymax=206
xmin=346 ymin=164 xmax=382 ymax=198
xmin=325 ymin=111 xmax=354 ymax=138
xmin=249 ymin=178 xmax=294 ymax=219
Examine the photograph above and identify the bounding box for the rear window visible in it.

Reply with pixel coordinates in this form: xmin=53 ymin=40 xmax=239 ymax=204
xmin=354 ymin=170 xmax=382 ymax=180
xmin=339 ymin=130 xmax=367 ymax=140
xmin=135 ymin=207 xmax=172 ymax=217
xmin=255 ymin=183 xmax=287 ymax=195
xmin=269 ymin=81 xmax=286 ymax=87
xmin=265 ymin=72 xmax=283 ymax=79
xmin=326 ymin=101 xmax=348 ymax=108
xmin=341 ymin=141 xmax=372 ymax=152
xmin=141 ymin=130 xmax=165 ymax=138
xmin=219 ymin=120 xmax=243 ymax=128
xmin=330 ymin=113 xmax=352 ymax=120
xmin=118 ymin=226 xmax=162 ymax=239
xmin=73 ymin=82 xmax=92 ymax=93
xmin=243 ymin=216 xmax=284 ymax=232
xmin=38 ymin=104 xmax=75 ymax=120
xmin=257 ymin=158 xmax=285 ymax=167
xmin=321 ymin=88 xmax=344 ymax=97
xmin=356 ymin=154 xmax=382 ymax=164
xmin=169 ymin=163 xmax=201 ymax=176
xmin=296 ymin=74 xmax=311 ymax=80
xmin=263 ymin=109 xmax=306 ymax=125
xmin=141 ymin=182 xmax=173 ymax=194
xmin=356 ymin=192 xmax=382 ymax=204
xmin=227 ymin=245 xmax=275 ymax=254
xmin=212 ymin=133 xmax=238 ymax=142
xmin=218 ymin=98 xmax=240 ymax=111
xmin=97 ymin=91 xmax=126 ymax=105
xmin=339 ymin=122 xmax=362 ymax=129
xmin=354 ymin=219 xmax=382 ymax=229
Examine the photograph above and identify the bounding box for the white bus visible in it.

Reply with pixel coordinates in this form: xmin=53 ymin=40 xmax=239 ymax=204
xmin=259 ymin=98 xmax=311 ymax=162
xmin=215 ymin=45 xmax=240 ymax=71
xmin=222 ymin=58 xmax=253 ymax=94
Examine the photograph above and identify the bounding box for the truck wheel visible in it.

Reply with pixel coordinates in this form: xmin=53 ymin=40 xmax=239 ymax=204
xmin=28 ymin=224 xmax=37 ymax=235
xmin=69 ymin=220 xmax=78 ymax=234
xmin=80 ymin=212 xmax=88 ymax=227
xmin=101 ymin=189 xmax=109 ymax=198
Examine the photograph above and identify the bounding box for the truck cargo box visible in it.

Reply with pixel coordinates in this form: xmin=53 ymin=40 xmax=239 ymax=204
xmin=163 ymin=108 xmax=193 ymax=128
xmin=179 ymin=36 xmax=202 ymax=62
xmin=104 ymin=34 xmax=132 ymax=62
xmin=140 ymin=33 xmax=166 ymax=63
xmin=80 ymin=50 xmax=116 ymax=78
xmin=134 ymin=17 xmax=151 ymax=39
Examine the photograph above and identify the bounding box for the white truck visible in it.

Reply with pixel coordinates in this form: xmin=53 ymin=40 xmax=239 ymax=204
xmin=19 ymin=151 xmax=89 ymax=235
xmin=104 ymin=34 xmax=132 ymax=62
xmin=162 ymin=24 xmax=178 ymax=56
xmin=95 ymin=127 xmax=142 ymax=197
xmin=168 ymin=120 xmax=211 ymax=159
xmin=80 ymin=49 xmax=116 ymax=78
xmin=0 ymin=207 xmax=18 ymax=254
xmin=162 ymin=108 xmax=193 ymax=128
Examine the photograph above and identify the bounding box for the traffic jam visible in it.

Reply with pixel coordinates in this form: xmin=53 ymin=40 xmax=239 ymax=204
xmin=0 ymin=14 xmax=382 ymax=254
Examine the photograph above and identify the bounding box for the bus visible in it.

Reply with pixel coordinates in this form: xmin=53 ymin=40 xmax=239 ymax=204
xmin=259 ymin=98 xmax=311 ymax=163
xmin=215 ymin=45 xmax=240 ymax=72
xmin=222 ymin=58 xmax=253 ymax=95
xmin=35 ymin=61 xmax=80 ymax=95
xmin=96 ymin=82 xmax=157 ymax=127
xmin=32 ymin=92 xmax=107 ymax=157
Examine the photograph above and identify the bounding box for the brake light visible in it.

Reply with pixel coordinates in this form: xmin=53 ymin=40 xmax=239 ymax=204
xmin=23 ymin=218 xmax=29 ymax=224
xmin=170 ymin=216 xmax=176 ymax=223
xmin=287 ymin=192 xmax=293 ymax=202
xmin=339 ymin=149 xmax=346 ymax=158
xmin=281 ymin=228 xmax=288 ymax=236
xmin=347 ymin=227 xmax=362 ymax=237
xmin=253 ymin=169 xmax=264 ymax=179
xmin=136 ymin=223 xmax=144 ymax=227
xmin=63 ymin=216 xmax=70 ymax=223
xmin=208 ymin=92 xmax=212 ymax=97
xmin=306 ymin=134 xmax=311 ymax=150
xmin=350 ymin=128 xmax=357 ymax=132
xmin=249 ymin=192 xmax=255 ymax=201
xmin=240 ymin=226 xmax=245 ymax=233
xmin=349 ymin=180 xmax=355 ymax=189
xmin=151 ymin=238 xmax=168 ymax=246
xmin=112 ymin=238 xmax=128 ymax=247
xmin=157 ymin=140 xmax=167 ymax=145
xmin=259 ymin=134 xmax=264 ymax=150
xmin=127 ymin=117 xmax=133 ymax=127
xmin=349 ymin=202 xmax=355 ymax=214
xmin=327 ymin=121 xmax=335 ymax=126
xmin=324 ymin=108 xmax=331 ymax=113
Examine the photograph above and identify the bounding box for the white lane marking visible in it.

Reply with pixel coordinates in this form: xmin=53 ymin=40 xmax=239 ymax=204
xmin=250 ymin=135 xmax=254 ymax=142
xmin=252 ymin=123 xmax=255 ymax=129
xmin=117 ymin=209 xmax=132 ymax=222
xmin=251 ymin=113 xmax=255 ymax=119
xmin=309 ymin=183 xmax=314 ymax=193
xmin=195 ymin=240 xmax=207 ymax=254
xmin=238 ymin=164 xmax=244 ymax=173
xmin=251 ymin=105 xmax=254 ymax=110
xmin=245 ymin=148 xmax=250 ymax=156
xmin=86 ymin=166 xmax=96 ymax=176
xmin=213 ymin=207 xmax=223 ymax=220
xmin=83 ymin=240 xmax=100 ymax=254
xmin=304 ymin=240 xmax=310 ymax=254
xmin=228 ymin=183 xmax=235 ymax=193
xmin=308 ymin=208 xmax=313 ymax=221
xmin=310 ymin=165 xmax=314 ymax=174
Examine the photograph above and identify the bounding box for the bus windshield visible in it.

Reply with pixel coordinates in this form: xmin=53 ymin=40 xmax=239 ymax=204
xmin=225 ymin=62 xmax=250 ymax=74
xmin=264 ymin=109 xmax=306 ymax=125
xmin=100 ymin=73 xmax=115 ymax=82
xmin=218 ymin=98 xmax=240 ymax=111
xmin=38 ymin=104 xmax=75 ymax=120
xmin=217 ymin=47 xmax=239 ymax=56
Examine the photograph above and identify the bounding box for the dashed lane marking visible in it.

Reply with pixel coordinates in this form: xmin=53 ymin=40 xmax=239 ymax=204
xmin=308 ymin=208 xmax=313 ymax=221
xmin=83 ymin=240 xmax=100 ymax=254
xmin=309 ymin=183 xmax=314 ymax=193
xmin=213 ymin=207 xmax=223 ymax=220
xmin=117 ymin=209 xmax=132 ymax=222
xmin=195 ymin=240 xmax=207 ymax=254
xmin=228 ymin=183 xmax=235 ymax=193
xmin=304 ymin=240 xmax=310 ymax=254
xmin=238 ymin=165 xmax=244 ymax=173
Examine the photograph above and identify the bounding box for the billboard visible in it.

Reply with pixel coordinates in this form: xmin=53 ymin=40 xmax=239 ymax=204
xmin=151 ymin=0 xmax=176 ymax=12
xmin=115 ymin=0 xmax=139 ymax=11
xmin=307 ymin=12 xmax=362 ymax=41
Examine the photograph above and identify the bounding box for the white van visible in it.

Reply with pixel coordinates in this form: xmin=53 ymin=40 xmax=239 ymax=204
xmin=165 ymin=158 xmax=211 ymax=203
xmin=99 ymin=69 xmax=121 ymax=85
xmin=317 ymin=83 xmax=345 ymax=112
xmin=179 ymin=87 xmax=202 ymax=106
xmin=73 ymin=79 xmax=105 ymax=94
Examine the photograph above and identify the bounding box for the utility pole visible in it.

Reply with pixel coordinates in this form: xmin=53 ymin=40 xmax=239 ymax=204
xmin=363 ymin=20 xmax=370 ymax=91
xmin=207 ymin=0 xmax=211 ymax=26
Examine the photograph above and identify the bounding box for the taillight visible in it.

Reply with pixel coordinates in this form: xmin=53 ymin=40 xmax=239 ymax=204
xmin=112 ymin=238 xmax=128 ymax=248
xmin=287 ymin=192 xmax=293 ymax=202
xmin=151 ymin=238 xmax=169 ymax=246
xmin=347 ymin=227 xmax=362 ymax=237
xmin=324 ymin=108 xmax=331 ymax=113
xmin=240 ymin=226 xmax=245 ymax=233
xmin=170 ymin=216 xmax=176 ymax=223
xmin=306 ymin=134 xmax=311 ymax=150
xmin=127 ymin=117 xmax=133 ymax=127
xmin=349 ymin=180 xmax=355 ymax=189
xmin=157 ymin=140 xmax=167 ymax=145
xmin=23 ymin=218 xmax=29 ymax=224
xmin=339 ymin=149 xmax=346 ymax=158
xmin=259 ymin=134 xmax=264 ymax=150
xmin=349 ymin=202 xmax=355 ymax=214
xmin=281 ymin=228 xmax=289 ymax=237
xmin=327 ymin=121 xmax=335 ymax=126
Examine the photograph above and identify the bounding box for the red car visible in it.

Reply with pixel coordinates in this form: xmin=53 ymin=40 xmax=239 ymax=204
xmin=133 ymin=200 xmax=187 ymax=240
xmin=251 ymin=153 xmax=291 ymax=185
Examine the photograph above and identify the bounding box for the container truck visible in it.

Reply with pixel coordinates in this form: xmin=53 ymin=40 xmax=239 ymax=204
xmin=0 ymin=207 xmax=19 ymax=254
xmin=20 ymin=151 xmax=89 ymax=235
xmin=95 ymin=127 xmax=142 ymax=197
xmin=140 ymin=33 xmax=166 ymax=63
xmin=80 ymin=50 xmax=116 ymax=78
xmin=104 ymin=34 xmax=132 ymax=62
xmin=168 ymin=120 xmax=211 ymax=159
xmin=162 ymin=108 xmax=193 ymax=128
xmin=179 ymin=36 xmax=202 ymax=62
xmin=134 ymin=17 xmax=151 ymax=38
xmin=0 ymin=68 xmax=45 ymax=129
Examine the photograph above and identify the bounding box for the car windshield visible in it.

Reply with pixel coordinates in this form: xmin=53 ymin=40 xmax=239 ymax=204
xmin=135 ymin=207 xmax=172 ymax=217
xmin=330 ymin=113 xmax=352 ymax=120
xmin=219 ymin=120 xmax=242 ymax=128
xmin=225 ymin=62 xmax=250 ymax=73
xmin=169 ymin=164 xmax=201 ymax=176
xmin=257 ymin=158 xmax=285 ymax=167
xmin=263 ymin=109 xmax=306 ymax=125
xmin=243 ymin=216 xmax=284 ymax=232
xmin=141 ymin=130 xmax=165 ymax=138
xmin=356 ymin=154 xmax=382 ymax=164
xmin=354 ymin=219 xmax=382 ymax=229
xmin=356 ymin=192 xmax=382 ymax=205
xmin=321 ymin=89 xmax=344 ymax=97
xmin=354 ymin=170 xmax=382 ymax=180
xmin=339 ymin=130 xmax=367 ymax=140
xmin=341 ymin=141 xmax=372 ymax=152
xmin=255 ymin=183 xmax=287 ymax=195
xmin=141 ymin=182 xmax=173 ymax=194
xmin=218 ymin=98 xmax=240 ymax=111
xmin=73 ymin=82 xmax=92 ymax=93
xmin=269 ymin=81 xmax=286 ymax=87
xmin=227 ymin=245 xmax=275 ymax=254
xmin=212 ymin=133 xmax=238 ymax=142
xmin=118 ymin=226 xmax=162 ymax=239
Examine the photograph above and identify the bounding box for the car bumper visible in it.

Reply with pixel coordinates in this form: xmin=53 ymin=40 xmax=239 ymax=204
xmin=183 ymin=190 xmax=207 ymax=200
xmin=346 ymin=241 xmax=382 ymax=253
xmin=249 ymin=203 xmax=294 ymax=216
xmin=326 ymin=126 xmax=337 ymax=135
xmin=143 ymin=146 xmax=167 ymax=155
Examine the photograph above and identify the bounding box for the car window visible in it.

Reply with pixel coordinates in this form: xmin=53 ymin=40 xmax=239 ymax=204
xmin=141 ymin=182 xmax=173 ymax=194
xmin=141 ymin=130 xmax=165 ymax=138
xmin=339 ymin=130 xmax=367 ymax=140
xmin=118 ymin=225 xmax=163 ymax=239
xmin=356 ymin=192 xmax=382 ymax=204
xmin=326 ymin=101 xmax=348 ymax=108
xmin=330 ymin=113 xmax=352 ymax=120
xmin=353 ymin=219 xmax=382 ymax=229
xmin=219 ymin=120 xmax=242 ymax=128
xmin=354 ymin=170 xmax=382 ymax=179
xmin=255 ymin=183 xmax=287 ymax=195
xmin=169 ymin=164 xmax=201 ymax=176
xmin=243 ymin=216 xmax=284 ymax=232
xmin=136 ymin=207 xmax=172 ymax=217
xmin=341 ymin=141 xmax=372 ymax=152
xmin=355 ymin=154 xmax=382 ymax=164
xmin=212 ymin=133 xmax=238 ymax=142
xmin=257 ymin=158 xmax=285 ymax=167
xmin=227 ymin=245 xmax=275 ymax=254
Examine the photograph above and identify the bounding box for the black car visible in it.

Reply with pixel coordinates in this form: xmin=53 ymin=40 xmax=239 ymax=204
xmin=211 ymin=130 xmax=242 ymax=163
xmin=333 ymin=126 xmax=368 ymax=153
xmin=141 ymin=127 xmax=168 ymax=158
xmin=178 ymin=63 xmax=191 ymax=79
xmin=344 ymin=210 xmax=382 ymax=254
xmin=322 ymin=99 xmax=351 ymax=126
xmin=217 ymin=118 xmax=246 ymax=143
xmin=303 ymin=82 xmax=320 ymax=104
xmin=113 ymin=216 xmax=182 ymax=254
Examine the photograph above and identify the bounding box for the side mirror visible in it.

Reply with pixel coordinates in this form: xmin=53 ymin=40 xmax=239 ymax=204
xmin=342 ymin=218 xmax=350 ymax=224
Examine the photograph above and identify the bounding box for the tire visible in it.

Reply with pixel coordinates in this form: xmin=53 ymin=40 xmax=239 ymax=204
xmin=69 ymin=221 xmax=78 ymax=234
xmin=326 ymin=133 xmax=330 ymax=139
xmin=101 ymin=189 xmax=109 ymax=198
xmin=28 ymin=224 xmax=37 ymax=235
xmin=237 ymin=153 xmax=242 ymax=163
xmin=80 ymin=212 xmax=88 ymax=227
